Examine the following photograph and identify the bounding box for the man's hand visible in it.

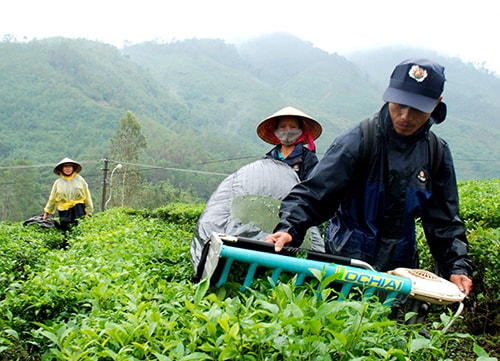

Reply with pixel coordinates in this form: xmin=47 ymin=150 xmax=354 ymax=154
xmin=450 ymin=274 xmax=473 ymax=296
xmin=265 ymin=232 xmax=293 ymax=252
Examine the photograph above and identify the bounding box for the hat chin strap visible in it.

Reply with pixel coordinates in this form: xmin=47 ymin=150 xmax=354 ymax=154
xmin=294 ymin=130 xmax=315 ymax=151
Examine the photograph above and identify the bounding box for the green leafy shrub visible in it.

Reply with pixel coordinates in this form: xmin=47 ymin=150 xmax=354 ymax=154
xmin=0 ymin=223 xmax=65 ymax=294
xmin=415 ymin=178 xmax=499 ymax=358
xmin=128 ymin=202 xmax=205 ymax=231
xmin=465 ymin=226 xmax=500 ymax=336
xmin=0 ymin=192 xmax=498 ymax=360
xmin=459 ymin=179 xmax=500 ymax=228
xmin=455 ymin=180 xmax=499 ymax=338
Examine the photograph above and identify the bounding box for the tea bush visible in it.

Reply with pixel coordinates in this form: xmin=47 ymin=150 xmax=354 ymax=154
xmin=416 ymin=179 xmax=499 ymax=358
xmin=0 ymin=180 xmax=498 ymax=360
xmin=459 ymin=179 xmax=499 ymax=228
xmin=130 ymin=202 xmax=205 ymax=231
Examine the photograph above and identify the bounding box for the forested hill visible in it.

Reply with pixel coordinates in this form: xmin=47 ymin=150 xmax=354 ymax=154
xmin=0 ymin=33 xmax=499 ymax=220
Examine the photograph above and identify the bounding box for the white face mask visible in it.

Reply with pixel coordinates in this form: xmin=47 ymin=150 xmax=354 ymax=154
xmin=274 ymin=129 xmax=303 ymax=145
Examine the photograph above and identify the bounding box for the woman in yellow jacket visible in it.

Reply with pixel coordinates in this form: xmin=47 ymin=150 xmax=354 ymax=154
xmin=42 ymin=157 xmax=93 ymax=233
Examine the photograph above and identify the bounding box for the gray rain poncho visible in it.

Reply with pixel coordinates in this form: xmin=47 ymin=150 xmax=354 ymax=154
xmin=190 ymin=159 xmax=324 ymax=274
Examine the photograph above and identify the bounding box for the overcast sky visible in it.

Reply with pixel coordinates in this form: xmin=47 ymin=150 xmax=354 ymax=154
xmin=2 ymin=0 xmax=499 ymax=74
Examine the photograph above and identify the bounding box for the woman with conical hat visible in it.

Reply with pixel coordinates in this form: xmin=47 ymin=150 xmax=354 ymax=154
xmin=42 ymin=157 xmax=94 ymax=236
xmin=257 ymin=106 xmax=322 ymax=180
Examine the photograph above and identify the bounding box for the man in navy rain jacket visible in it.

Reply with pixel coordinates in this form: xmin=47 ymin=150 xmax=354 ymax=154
xmin=266 ymin=58 xmax=473 ymax=296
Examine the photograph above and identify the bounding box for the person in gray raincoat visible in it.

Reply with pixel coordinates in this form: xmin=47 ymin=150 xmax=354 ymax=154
xmin=266 ymin=58 xmax=473 ymax=297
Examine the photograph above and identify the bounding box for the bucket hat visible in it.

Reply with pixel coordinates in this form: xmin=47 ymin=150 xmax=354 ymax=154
xmin=257 ymin=106 xmax=322 ymax=146
xmin=383 ymin=58 xmax=446 ymax=113
xmin=54 ymin=157 xmax=82 ymax=175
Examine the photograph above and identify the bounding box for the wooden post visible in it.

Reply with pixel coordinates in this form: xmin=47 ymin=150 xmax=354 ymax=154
xmin=101 ymin=158 xmax=109 ymax=211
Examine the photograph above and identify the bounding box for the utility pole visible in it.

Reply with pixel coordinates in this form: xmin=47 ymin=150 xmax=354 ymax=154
xmin=101 ymin=158 xmax=109 ymax=211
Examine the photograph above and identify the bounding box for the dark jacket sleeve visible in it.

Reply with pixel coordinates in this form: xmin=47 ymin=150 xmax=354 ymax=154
xmin=299 ymin=148 xmax=319 ymax=180
xmin=274 ymin=128 xmax=362 ymax=246
xmin=421 ymin=141 xmax=473 ymax=278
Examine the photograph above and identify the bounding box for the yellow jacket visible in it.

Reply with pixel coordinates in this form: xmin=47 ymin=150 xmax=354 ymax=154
xmin=44 ymin=173 xmax=93 ymax=216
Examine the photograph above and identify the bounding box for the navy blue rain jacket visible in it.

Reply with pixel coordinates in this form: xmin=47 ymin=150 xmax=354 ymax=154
xmin=265 ymin=143 xmax=318 ymax=181
xmin=275 ymin=104 xmax=472 ymax=278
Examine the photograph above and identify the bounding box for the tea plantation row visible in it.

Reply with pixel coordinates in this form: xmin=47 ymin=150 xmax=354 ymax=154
xmin=0 ymin=180 xmax=498 ymax=360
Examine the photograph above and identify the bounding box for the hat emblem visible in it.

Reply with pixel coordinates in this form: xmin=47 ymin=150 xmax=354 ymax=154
xmin=408 ymin=65 xmax=428 ymax=82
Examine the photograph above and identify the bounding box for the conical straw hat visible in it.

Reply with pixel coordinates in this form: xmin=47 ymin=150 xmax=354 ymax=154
xmin=54 ymin=157 xmax=82 ymax=175
xmin=257 ymin=106 xmax=322 ymax=145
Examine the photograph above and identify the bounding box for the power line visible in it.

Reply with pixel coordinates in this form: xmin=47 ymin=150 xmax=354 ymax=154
xmin=0 ymin=163 xmax=54 ymax=170
xmin=105 ymin=160 xmax=231 ymax=177
xmin=1 ymin=154 xmax=498 ymax=172
xmin=0 ymin=159 xmax=104 ymax=171
xmin=0 ymin=159 xmax=232 ymax=176
xmin=0 ymin=156 xmax=498 ymax=189
xmin=200 ymin=155 xmax=260 ymax=164
xmin=453 ymin=159 xmax=500 ymax=162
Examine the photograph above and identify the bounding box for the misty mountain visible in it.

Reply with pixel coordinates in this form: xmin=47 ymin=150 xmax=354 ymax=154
xmin=0 ymin=33 xmax=498 ymax=190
